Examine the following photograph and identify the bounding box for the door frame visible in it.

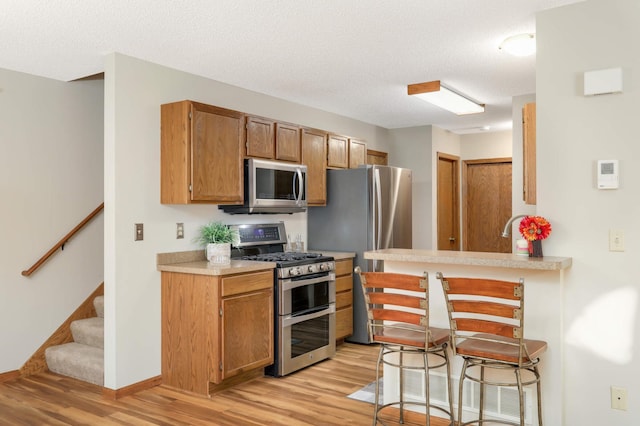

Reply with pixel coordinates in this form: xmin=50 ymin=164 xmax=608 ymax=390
xmin=461 ymin=157 xmax=512 ymax=251
xmin=436 ymin=152 xmax=460 ymax=250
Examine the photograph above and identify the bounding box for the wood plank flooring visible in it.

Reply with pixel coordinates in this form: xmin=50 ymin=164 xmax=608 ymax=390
xmin=0 ymin=342 xmax=450 ymax=425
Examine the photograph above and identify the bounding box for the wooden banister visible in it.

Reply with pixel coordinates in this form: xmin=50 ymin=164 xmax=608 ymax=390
xmin=21 ymin=202 xmax=104 ymax=277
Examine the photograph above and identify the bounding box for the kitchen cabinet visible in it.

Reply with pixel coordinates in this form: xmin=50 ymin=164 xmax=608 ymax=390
xmin=275 ymin=122 xmax=301 ymax=162
xmin=161 ymin=269 xmax=274 ymax=396
xmin=245 ymin=115 xmax=275 ymax=159
xmin=327 ymin=134 xmax=349 ymax=168
xmin=366 ymin=149 xmax=388 ymax=165
xmin=301 ymin=127 xmax=328 ymax=206
xmin=523 ymin=102 xmax=536 ymax=205
xmin=348 ymin=139 xmax=367 ymax=168
xmin=245 ymin=116 xmax=301 ymax=163
xmin=334 ymin=258 xmax=354 ymax=341
xmin=161 ymin=100 xmax=244 ymax=204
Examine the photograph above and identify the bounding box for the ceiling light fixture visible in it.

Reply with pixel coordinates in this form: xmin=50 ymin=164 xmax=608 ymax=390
xmin=499 ymin=33 xmax=536 ymax=57
xmin=407 ymin=80 xmax=485 ymax=115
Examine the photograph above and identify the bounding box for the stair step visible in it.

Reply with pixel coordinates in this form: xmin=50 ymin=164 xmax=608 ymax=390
xmin=71 ymin=317 xmax=104 ymax=349
xmin=45 ymin=342 xmax=103 ymax=386
xmin=94 ymin=295 xmax=104 ymax=318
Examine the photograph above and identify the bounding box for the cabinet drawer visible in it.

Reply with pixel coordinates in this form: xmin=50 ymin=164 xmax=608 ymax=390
xmin=336 ymin=289 xmax=352 ymax=309
xmin=221 ymin=270 xmax=273 ymax=297
xmin=335 ymin=259 xmax=353 ymax=276
xmin=336 ymin=307 xmax=353 ymax=340
xmin=336 ymin=275 xmax=352 ymax=293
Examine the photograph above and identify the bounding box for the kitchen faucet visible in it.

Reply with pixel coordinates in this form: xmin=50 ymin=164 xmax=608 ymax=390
xmin=501 ymin=214 xmax=528 ymax=238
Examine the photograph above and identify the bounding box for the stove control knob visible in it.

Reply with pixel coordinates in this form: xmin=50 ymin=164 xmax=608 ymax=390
xmin=289 ymin=267 xmax=301 ymax=276
xmin=308 ymin=265 xmax=314 ymax=273
xmin=319 ymin=263 xmax=328 ymax=271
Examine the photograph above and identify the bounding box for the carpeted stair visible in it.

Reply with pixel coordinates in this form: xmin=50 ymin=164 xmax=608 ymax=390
xmin=45 ymin=295 xmax=104 ymax=386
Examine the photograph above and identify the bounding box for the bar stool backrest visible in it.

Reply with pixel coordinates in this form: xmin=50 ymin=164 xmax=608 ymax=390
xmin=355 ymin=267 xmax=433 ymax=348
xmin=436 ymin=274 xmax=530 ymax=366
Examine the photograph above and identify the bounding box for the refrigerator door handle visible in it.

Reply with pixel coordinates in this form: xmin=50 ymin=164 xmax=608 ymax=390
xmin=373 ymin=168 xmax=383 ymax=271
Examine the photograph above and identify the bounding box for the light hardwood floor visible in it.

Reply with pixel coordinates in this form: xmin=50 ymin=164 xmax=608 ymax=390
xmin=0 ymin=343 xmax=450 ymax=425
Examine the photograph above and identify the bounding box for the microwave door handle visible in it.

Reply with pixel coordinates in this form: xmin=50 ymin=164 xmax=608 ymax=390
xmin=294 ymin=167 xmax=303 ymax=205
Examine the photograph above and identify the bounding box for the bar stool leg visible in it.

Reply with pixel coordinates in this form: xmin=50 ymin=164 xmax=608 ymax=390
xmin=535 ymin=366 xmax=543 ymax=426
xmin=515 ymin=368 xmax=524 ymax=425
xmin=399 ymin=349 xmax=405 ymax=424
xmin=374 ymin=345 xmax=384 ymax=426
xmin=424 ymin=352 xmax=430 ymax=426
xmin=457 ymin=359 xmax=468 ymax=425
xmin=479 ymin=361 xmax=486 ymax=423
xmin=443 ymin=348 xmax=454 ymax=426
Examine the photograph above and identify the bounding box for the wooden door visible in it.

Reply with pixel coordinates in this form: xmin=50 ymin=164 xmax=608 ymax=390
xmin=463 ymin=159 xmax=512 ymax=253
xmin=437 ymin=153 xmax=460 ymax=251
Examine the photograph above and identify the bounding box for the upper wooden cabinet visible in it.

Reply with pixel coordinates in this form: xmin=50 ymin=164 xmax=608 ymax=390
xmin=348 ymin=139 xmax=367 ymax=169
xmin=245 ymin=116 xmax=275 ymax=159
xmin=367 ymin=149 xmax=388 ymax=166
xmin=301 ymin=128 xmax=328 ymax=206
xmin=245 ymin=116 xmax=301 ymax=163
xmin=327 ymin=134 xmax=349 ymax=168
xmin=161 ymin=100 xmax=244 ymax=204
xmin=275 ymin=122 xmax=301 ymax=162
xmin=523 ymin=102 xmax=536 ymax=205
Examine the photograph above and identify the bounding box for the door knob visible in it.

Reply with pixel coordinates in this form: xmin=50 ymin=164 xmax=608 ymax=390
xmin=449 ymin=237 xmax=456 ymax=242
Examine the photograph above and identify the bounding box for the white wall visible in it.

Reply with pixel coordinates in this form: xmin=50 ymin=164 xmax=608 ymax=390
xmin=460 ymin=129 xmax=511 ymax=160
xmin=103 ymin=53 xmax=391 ymax=389
xmin=538 ymin=1 xmax=640 ymax=424
xmin=387 ymin=126 xmax=434 ymax=249
xmin=0 ymin=68 xmax=104 ymax=372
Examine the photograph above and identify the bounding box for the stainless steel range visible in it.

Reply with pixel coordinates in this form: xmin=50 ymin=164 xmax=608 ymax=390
xmin=229 ymin=223 xmax=336 ymax=377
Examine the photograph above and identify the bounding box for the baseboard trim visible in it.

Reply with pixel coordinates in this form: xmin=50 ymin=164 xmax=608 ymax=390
xmin=0 ymin=370 xmax=20 ymax=383
xmin=102 ymin=375 xmax=162 ymax=400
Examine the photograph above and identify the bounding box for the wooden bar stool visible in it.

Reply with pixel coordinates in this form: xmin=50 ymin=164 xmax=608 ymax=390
xmin=355 ymin=267 xmax=454 ymax=426
xmin=435 ymin=273 xmax=547 ymax=426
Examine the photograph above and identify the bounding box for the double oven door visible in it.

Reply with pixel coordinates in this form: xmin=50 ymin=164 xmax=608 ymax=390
xmin=273 ymin=270 xmax=336 ymax=376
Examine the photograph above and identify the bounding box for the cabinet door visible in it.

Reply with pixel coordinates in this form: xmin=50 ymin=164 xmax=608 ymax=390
xmin=191 ymin=103 xmax=244 ymax=203
xmin=246 ymin=116 xmax=275 ymax=159
xmin=327 ymin=135 xmax=349 ymax=168
xmin=275 ymin=123 xmax=301 ymax=163
xmin=349 ymin=139 xmax=367 ymax=169
xmin=522 ymin=103 xmax=536 ymax=205
xmin=301 ymin=128 xmax=327 ymax=206
xmin=220 ymin=289 xmax=274 ymax=380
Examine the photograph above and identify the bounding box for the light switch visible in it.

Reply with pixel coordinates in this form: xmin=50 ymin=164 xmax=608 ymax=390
xmin=135 ymin=223 xmax=144 ymax=241
xmin=609 ymin=229 xmax=624 ymax=252
xmin=177 ymin=223 xmax=184 ymax=239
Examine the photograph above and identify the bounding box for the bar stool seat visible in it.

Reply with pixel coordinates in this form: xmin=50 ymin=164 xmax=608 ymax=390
xmin=355 ymin=267 xmax=454 ymax=426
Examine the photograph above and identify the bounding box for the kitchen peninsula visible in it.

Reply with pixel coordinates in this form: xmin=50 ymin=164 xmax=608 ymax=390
xmin=363 ymin=248 xmax=571 ymax=425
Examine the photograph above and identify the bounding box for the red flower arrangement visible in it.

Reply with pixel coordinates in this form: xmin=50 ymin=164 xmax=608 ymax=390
xmin=519 ymin=216 xmax=552 ymax=241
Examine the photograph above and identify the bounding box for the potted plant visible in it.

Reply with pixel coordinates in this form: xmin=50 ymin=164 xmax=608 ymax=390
xmin=196 ymin=221 xmax=239 ymax=264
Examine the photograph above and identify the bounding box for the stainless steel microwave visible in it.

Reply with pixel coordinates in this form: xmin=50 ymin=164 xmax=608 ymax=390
xmin=219 ymin=159 xmax=307 ymax=214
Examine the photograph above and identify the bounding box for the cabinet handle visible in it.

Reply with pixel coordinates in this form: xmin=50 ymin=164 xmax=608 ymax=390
xmin=449 ymin=237 xmax=456 ymax=242
xmin=219 ymin=308 xmax=223 ymax=317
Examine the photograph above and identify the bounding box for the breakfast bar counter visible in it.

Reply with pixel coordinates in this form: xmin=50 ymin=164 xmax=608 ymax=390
xmin=362 ymin=248 xmax=572 ymax=425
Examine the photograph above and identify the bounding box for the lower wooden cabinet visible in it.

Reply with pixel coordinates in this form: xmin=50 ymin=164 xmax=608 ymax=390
xmin=161 ymin=269 xmax=274 ymax=396
xmin=334 ymin=259 xmax=354 ymax=341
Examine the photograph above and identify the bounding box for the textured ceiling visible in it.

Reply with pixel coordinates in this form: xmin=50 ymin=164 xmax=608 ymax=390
xmin=0 ymin=0 xmax=584 ymax=133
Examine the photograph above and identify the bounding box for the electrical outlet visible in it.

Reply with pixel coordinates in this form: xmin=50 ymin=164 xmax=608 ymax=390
xmin=176 ymin=223 xmax=184 ymax=239
xmin=609 ymin=229 xmax=624 ymax=252
xmin=611 ymin=386 xmax=627 ymax=410
xmin=135 ymin=223 xmax=144 ymax=241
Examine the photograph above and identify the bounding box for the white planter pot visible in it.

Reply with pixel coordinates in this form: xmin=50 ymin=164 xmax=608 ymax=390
xmin=206 ymin=243 xmax=231 ymax=264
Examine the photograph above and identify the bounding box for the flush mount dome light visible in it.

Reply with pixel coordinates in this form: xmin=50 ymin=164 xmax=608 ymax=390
xmin=407 ymin=80 xmax=485 ymax=115
xmin=499 ymin=33 xmax=536 ymax=57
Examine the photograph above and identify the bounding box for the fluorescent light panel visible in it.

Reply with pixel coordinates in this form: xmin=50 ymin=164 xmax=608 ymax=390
xmin=408 ymin=81 xmax=484 ymax=115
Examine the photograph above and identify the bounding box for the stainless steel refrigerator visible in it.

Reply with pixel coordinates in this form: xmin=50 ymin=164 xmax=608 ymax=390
xmin=307 ymin=165 xmax=412 ymax=344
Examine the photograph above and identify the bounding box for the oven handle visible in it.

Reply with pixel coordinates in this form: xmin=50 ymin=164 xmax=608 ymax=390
xmin=282 ymin=304 xmax=336 ymax=327
xmin=281 ymin=272 xmax=335 ymax=291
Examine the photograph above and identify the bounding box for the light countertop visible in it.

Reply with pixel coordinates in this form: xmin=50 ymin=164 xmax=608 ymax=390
xmin=364 ymin=248 xmax=571 ymax=271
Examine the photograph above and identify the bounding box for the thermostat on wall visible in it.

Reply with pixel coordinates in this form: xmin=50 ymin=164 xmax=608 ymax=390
xmin=597 ymin=160 xmax=619 ymax=189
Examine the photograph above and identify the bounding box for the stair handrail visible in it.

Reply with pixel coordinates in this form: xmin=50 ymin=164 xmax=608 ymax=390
xmin=21 ymin=202 xmax=104 ymax=277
